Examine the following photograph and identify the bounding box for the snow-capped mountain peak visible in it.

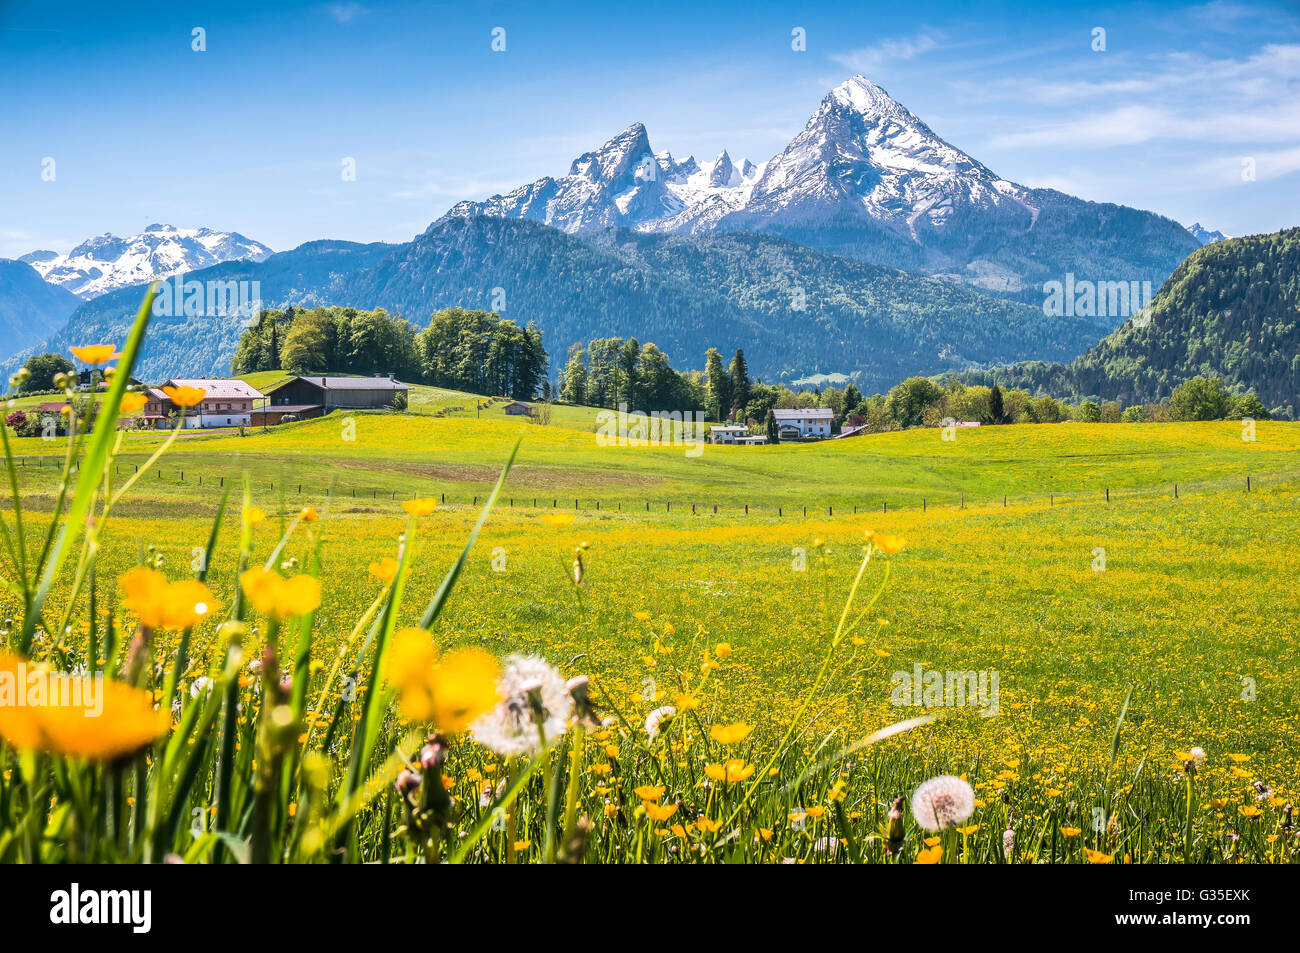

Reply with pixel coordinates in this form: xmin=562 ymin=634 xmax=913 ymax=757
xmin=444 ymin=123 xmax=687 ymax=231
xmin=21 ymin=224 xmax=272 ymax=299
xmin=436 ymin=75 xmax=1197 ymax=297
xmin=1186 ymin=222 xmax=1230 ymax=245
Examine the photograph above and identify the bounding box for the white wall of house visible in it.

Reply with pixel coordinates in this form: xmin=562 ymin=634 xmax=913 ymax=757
xmin=773 ymin=412 xmax=832 ymax=437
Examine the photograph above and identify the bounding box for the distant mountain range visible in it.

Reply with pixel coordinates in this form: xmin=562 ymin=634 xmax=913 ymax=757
xmin=446 ymin=75 xmax=1200 ymax=304
xmin=961 ymin=228 xmax=1300 ymax=417
xmin=0 ymin=259 xmax=83 ymax=355
xmin=1186 ymin=222 xmax=1230 ymax=245
xmin=5 ymin=76 xmax=1253 ymax=397
xmin=14 ymin=218 xmax=1114 ymax=391
xmin=20 ymin=224 xmax=271 ymax=299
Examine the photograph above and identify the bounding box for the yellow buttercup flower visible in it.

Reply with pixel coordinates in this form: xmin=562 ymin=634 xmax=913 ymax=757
xmin=914 ymin=844 xmax=943 ymax=864
xmin=162 ymin=385 xmax=206 ymax=408
xmin=385 ymin=628 xmax=437 ymax=690
xmin=541 ymin=512 xmax=575 ymax=527
xmin=70 ymin=344 xmax=116 ymax=365
xmin=119 ymin=566 xmax=217 ymax=630
xmin=1060 ymin=826 xmax=1082 ymax=837
xmin=243 ymin=506 xmax=267 ymax=526
xmin=706 ymin=759 xmax=755 ymax=783
xmin=715 ymin=642 xmax=733 ymax=659
xmin=120 ymin=392 xmax=147 ymax=414
xmin=428 ymin=649 xmax=500 ymax=732
xmin=634 ymin=785 xmax=666 ymax=801
xmin=709 ymin=722 xmax=754 ymax=744
xmin=644 ymin=802 xmax=678 ymax=822
xmin=871 ymin=532 xmax=906 ymax=555
xmin=0 ymin=651 xmax=168 ymax=760
xmin=633 ymin=611 xmax=652 ymax=621
xmin=383 ymin=630 xmax=499 ymax=730
xmin=239 ymin=568 xmax=320 ymax=619
xmin=402 ymin=497 xmax=438 ymax=516
xmin=368 ymin=557 xmax=399 ymax=582
xmin=1084 ymin=848 xmax=1114 ymax=864
xmin=277 ymin=575 xmax=321 ymax=617
xmin=300 ymin=506 xmax=318 ymax=522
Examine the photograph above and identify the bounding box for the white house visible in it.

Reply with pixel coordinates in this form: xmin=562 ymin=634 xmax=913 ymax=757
xmin=144 ymin=378 xmax=264 ymax=429
xmin=709 ymin=425 xmax=750 ymax=445
xmin=773 ymin=407 xmax=833 ymax=439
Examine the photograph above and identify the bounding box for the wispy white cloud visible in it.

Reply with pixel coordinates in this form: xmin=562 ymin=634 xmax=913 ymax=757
xmin=830 ymin=32 xmax=943 ymax=76
xmin=989 ymin=100 xmax=1300 ymax=149
xmin=1188 ymin=145 xmax=1300 ymax=184
xmin=326 ymin=3 xmax=367 ymax=24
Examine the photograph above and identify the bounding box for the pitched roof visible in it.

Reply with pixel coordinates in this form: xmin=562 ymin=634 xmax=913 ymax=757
xmin=773 ymin=407 xmax=833 ymax=420
xmin=163 ymin=378 xmax=264 ymax=399
xmin=283 ymin=376 xmax=408 ymax=391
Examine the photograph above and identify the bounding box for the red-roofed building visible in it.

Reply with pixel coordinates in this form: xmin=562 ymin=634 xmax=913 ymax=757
xmin=144 ymin=378 xmax=265 ymax=429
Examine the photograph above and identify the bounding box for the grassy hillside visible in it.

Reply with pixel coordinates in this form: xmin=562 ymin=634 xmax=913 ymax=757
xmin=970 ymin=228 xmax=1300 ymax=417
xmin=3 ymin=414 xmax=1297 ymax=863
xmin=7 ymin=415 xmax=1297 ymax=512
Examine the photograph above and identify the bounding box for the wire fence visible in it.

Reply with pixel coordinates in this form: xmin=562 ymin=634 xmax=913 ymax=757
xmin=10 ymin=455 xmax=1299 ymax=519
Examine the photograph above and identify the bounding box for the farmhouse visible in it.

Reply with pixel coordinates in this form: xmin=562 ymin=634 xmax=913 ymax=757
xmin=773 ymin=407 xmax=833 ymax=439
xmin=264 ymin=376 xmax=409 ymax=416
xmin=144 ymin=378 xmax=264 ymax=429
xmin=502 ymin=401 xmax=533 ymax=416
xmin=709 ymin=425 xmax=749 ymax=445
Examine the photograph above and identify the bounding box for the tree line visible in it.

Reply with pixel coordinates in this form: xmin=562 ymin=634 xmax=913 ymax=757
xmin=231 ymin=306 xmax=548 ymax=400
xmin=556 ymin=336 xmax=1270 ymax=438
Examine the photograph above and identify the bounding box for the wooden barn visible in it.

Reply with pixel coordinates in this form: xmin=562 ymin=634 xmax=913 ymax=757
xmin=264 ymin=376 xmax=409 ymax=414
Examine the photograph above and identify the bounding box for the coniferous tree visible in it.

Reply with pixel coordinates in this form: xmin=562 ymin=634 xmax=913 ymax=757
xmin=988 ymin=385 xmax=1006 ymax=424
xmin=728 ymin=349 xmax=750 ymax=418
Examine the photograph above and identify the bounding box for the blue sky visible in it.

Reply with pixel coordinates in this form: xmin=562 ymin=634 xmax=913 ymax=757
xmin=2 ymin=0 xmax=1298 ymax=256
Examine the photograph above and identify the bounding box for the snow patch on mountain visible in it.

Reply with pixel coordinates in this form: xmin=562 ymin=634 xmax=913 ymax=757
xmin=1186 ymin=222 xmax=1230 ymax=245
xmin=20 ymin=224 xmax=272 ymax=299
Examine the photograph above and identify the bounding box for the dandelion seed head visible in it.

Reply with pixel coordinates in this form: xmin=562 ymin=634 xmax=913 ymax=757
xmin=910 ymin=775 xmax=975 ymax=831
xmin=645 ymin=705 xmax=677 ymax=741
xmin=470 ymin=654 xmax=571 ymax=757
